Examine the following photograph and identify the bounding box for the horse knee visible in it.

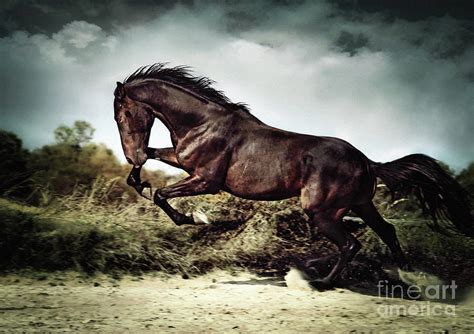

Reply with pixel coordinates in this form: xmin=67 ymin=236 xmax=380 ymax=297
xmin=196 ymin=179 xmax=220 ymax=194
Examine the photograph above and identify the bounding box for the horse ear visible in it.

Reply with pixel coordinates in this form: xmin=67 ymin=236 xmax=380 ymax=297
xmin=115 ymin=82 xmax=126 ymax=100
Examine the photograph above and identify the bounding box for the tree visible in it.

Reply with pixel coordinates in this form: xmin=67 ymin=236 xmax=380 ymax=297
xmin=54 ymin=121 xmax=95 ymax=147
xmin=438 ymin=161 xmax=455 ymax=178
xmin=457 ymin=162 xmax=474 ymax=193
xmin=26 ymin=121 xmax=106 ymax=202
xmin=0 ymin=130 xmax=31 ymax=197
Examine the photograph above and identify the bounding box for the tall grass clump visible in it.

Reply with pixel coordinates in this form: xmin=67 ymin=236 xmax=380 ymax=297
xmin=0 ymin=178 xmax=195 ymax=274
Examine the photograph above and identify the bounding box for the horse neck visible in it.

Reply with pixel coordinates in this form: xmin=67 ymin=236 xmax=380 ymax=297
xmin=130 ymin=80 xmax=216 ymax=139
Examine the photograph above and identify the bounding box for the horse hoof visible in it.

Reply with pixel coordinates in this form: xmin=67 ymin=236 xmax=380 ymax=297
xmin=193 ymin=210 xmax=210 ymax=225
xmin=310 ymin=278 xmax=334 ymax=291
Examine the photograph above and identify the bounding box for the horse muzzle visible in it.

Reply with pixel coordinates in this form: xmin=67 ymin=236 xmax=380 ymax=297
xmin=126 ymin=148 xmax=148 ymax=167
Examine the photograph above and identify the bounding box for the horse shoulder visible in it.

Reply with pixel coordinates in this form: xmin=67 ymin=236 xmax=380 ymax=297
xmin=174 ymin=119 xmax=236 ymax=175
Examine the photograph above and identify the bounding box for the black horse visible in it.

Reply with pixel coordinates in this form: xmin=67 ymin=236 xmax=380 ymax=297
xmin=113 ymin=63 xmax=473 ymax=286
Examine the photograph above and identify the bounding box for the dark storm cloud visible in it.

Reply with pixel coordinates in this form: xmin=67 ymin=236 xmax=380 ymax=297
xmin=0 ymin=0 xmax=187 ymax=36
xmin=334 ymin=31 xmax=370 ymax=56
xmin=2 ymin=1 xmax=473 ymax=36
xmin=0 ymin=0 xmax=473 ymax=173
xmin=0 ymin=0 xmax=293 ymax=36
xmin=334 ymin=0 xmax=474 ymax=21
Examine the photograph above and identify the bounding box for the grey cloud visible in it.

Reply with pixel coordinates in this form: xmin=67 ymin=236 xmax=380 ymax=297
xmin=334 ymin=31 xmax=370 ymax=56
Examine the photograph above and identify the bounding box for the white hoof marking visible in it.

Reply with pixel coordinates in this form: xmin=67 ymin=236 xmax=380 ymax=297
xmin=193 ymin=210 xmax=210 ymax=225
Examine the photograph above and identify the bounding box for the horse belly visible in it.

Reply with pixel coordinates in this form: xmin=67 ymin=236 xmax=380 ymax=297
xmin=224 ymin=160 xmax=302 ymax=200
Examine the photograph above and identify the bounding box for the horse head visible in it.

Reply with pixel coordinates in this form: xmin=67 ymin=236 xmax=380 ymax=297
xmin=114 ymin=82 xmax=155 ymax=167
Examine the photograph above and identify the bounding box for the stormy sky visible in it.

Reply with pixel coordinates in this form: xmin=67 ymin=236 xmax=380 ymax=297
xmin=1 ymin=0 xmax=473 ymax=173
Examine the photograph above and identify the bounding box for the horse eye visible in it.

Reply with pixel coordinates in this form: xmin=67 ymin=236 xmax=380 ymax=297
xmin=125 ymin=110 xmax=133 ymax=118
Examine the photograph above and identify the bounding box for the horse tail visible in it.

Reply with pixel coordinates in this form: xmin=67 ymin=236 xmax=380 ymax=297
xmin=370 ymin=154 xmax=473 ymax=237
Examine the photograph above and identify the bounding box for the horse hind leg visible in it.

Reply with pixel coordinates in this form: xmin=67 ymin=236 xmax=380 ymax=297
xmin=305 ymin=209 xmax=362 ymax=287
xmin=353 ymin=202 xmax=412 ymax=272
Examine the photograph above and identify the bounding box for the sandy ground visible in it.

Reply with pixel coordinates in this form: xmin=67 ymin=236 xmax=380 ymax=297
xmin=0 ymin=270 xmax=473 ymax=333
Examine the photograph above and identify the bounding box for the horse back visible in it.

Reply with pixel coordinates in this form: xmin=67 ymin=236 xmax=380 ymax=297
xmin=224 ymin=124 xmax=373 ymax=202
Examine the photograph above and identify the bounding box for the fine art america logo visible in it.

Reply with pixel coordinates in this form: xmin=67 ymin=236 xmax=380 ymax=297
xmin=376 ymin=280 xmax=457 ymax=317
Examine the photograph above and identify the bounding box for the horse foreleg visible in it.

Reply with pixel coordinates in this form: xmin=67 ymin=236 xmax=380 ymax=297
xmin=154 ymin=175 xmax=220 ymax=226
xmin=127 ymin=166 xmax=152 ymax=199
xmin=153 ymin=197 xmax=195 ymax=226
xmin=146 ymin=147 xmax=182 ymax=169
xmin=127 ymin=148 xmax=181 ymax=199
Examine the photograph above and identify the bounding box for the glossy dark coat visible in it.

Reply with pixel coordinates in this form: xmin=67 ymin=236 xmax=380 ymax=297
xmin=114 ymin=64 xmax=473 ymax=286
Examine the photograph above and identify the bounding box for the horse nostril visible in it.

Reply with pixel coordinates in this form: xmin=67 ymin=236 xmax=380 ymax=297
xmin=126 ymin=157 xmax=133 ymax=165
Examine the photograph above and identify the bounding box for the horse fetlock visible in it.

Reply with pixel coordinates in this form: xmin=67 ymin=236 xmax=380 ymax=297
xmin=310 ymin=277 xmax=334 ymax=290
xmin=341 ymin=238 xmax=361 ymax=260
xmin=126 ymin=174 xmax=137 ymax=187
xmin=153 ymin=189 xmax=166 ymax=203
xmin=175 ymin=217 xmax=195 ymax=226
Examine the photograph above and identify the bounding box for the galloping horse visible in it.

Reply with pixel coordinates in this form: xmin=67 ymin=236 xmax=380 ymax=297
xmin=114 ymin=63 xmax=473 ymax=286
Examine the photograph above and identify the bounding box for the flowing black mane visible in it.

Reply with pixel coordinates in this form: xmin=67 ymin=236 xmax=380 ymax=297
xmin=124 ymin=63 xmax=251 ymax=114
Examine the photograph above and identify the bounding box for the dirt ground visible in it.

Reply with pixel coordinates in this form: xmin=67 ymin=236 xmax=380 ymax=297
xmin=0 ymin=270 xmax=473 ymax=333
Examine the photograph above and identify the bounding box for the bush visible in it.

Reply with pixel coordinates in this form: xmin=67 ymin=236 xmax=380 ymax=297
xmin=0 ymin=180 xmax=192 ymax=274
xmin=0 ymin=130 xmax=32 ymax=199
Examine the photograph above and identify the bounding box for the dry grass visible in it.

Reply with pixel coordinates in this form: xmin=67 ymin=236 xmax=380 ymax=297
xmin=1 ymin=178 xmax=473 ymax=286
xmin=1 ymin=178 xmax=193 ymax=274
